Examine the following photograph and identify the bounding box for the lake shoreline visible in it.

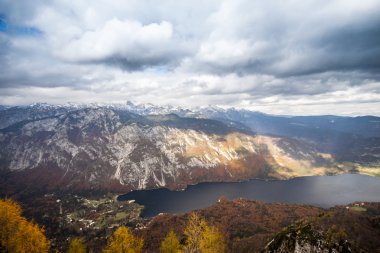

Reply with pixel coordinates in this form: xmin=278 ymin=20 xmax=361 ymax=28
xmin=117 ymin=171 xmax=373 ymax=200
xmin=119 ymin=173 xmax=380 ymax=217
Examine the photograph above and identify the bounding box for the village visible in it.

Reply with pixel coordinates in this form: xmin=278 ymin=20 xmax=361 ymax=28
xmin=21 ymin=192 xmax=149 ymax=252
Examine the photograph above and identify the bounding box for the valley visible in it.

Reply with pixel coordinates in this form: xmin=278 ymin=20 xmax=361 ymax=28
xmin=1 ymin=103 xmax=379 ymax=252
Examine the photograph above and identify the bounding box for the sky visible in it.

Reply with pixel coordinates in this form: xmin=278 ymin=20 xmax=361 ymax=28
xmin=0 ymin=0 xmax=380 ymax=116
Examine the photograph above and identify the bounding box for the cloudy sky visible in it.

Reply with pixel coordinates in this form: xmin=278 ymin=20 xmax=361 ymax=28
xmin=1 ymin=0 xmax=380 ymax=115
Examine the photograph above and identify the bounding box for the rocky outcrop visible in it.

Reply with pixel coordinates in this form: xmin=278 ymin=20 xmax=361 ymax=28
xmin=265 ymin=222 xmax=352 ymax=253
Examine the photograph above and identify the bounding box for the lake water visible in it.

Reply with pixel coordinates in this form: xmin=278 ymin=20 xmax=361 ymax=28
xmin=118 ymin=174 xmax=380 ymax=217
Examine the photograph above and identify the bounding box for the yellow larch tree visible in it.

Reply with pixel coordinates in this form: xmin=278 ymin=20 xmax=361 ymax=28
xmin=0 ymin=198 xmax=22 ymax=249
xmin=160 ymin=230 xmax=181 ymax=253
xmin=0 ymin=198 xmax=50 ymax=253
xmin=103 ymin=226 xmax=144 ymax=253
xmin=183 ymin=213 xmax=207 ymax=253
xmin=68 ymin=237 xmax=87 ymax=253
xmin=199 ymin=225 xmax=226 ymax=253
xmin=182 ymin=212 xmax=226 ymax=253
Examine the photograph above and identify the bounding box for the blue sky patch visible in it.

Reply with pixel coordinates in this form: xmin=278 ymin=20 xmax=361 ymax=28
xmin=0 ymin=15 xmax=42 ymax=37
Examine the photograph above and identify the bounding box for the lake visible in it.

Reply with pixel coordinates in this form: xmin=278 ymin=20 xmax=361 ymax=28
xmin=118 ymin=174 xmax=380 ymax=217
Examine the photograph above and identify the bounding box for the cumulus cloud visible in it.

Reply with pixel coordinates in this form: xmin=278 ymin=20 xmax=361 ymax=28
xmin=0 ymin=0 xmax=380 ymax=115
xmin=59 ymin=19 xmax=190 ymax=70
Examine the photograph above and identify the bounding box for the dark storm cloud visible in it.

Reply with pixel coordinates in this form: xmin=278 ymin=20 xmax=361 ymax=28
xmin=309 ymin=21 xmax=380 ymax=74
xmin=188 ymin=1 xmax=380 ymax=77
xmin=277 ymin=19 xmax=380 ymax=77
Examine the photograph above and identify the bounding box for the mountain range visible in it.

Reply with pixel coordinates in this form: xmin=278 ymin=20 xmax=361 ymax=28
xmin=0 ymin=102 xmax=379 ymax=194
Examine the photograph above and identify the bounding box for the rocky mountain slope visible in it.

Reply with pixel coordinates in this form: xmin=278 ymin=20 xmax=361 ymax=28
xmin=0 ymin=103 xmax=379 ymax=193
xmin=191 ymin=107 xmax=380 ymax=165
xmin=0 ymin=106 xmax=347 ymax=193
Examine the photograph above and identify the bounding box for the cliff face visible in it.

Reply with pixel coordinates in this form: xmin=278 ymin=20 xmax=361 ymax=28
xmin=0 ymin=107 xmax=340 ymax=193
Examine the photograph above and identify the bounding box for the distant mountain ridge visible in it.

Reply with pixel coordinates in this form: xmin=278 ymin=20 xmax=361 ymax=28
xmin=2 ymin=102 xmax=379 ymax=135
xmin=0 ymin=103 xmax=379 ymax=194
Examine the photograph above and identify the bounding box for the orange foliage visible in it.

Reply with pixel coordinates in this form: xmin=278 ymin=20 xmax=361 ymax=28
xmin=0 ymin=199 xmax=50 ymax=253
xmin=103 ymin=226 xmax=143 ymax=253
